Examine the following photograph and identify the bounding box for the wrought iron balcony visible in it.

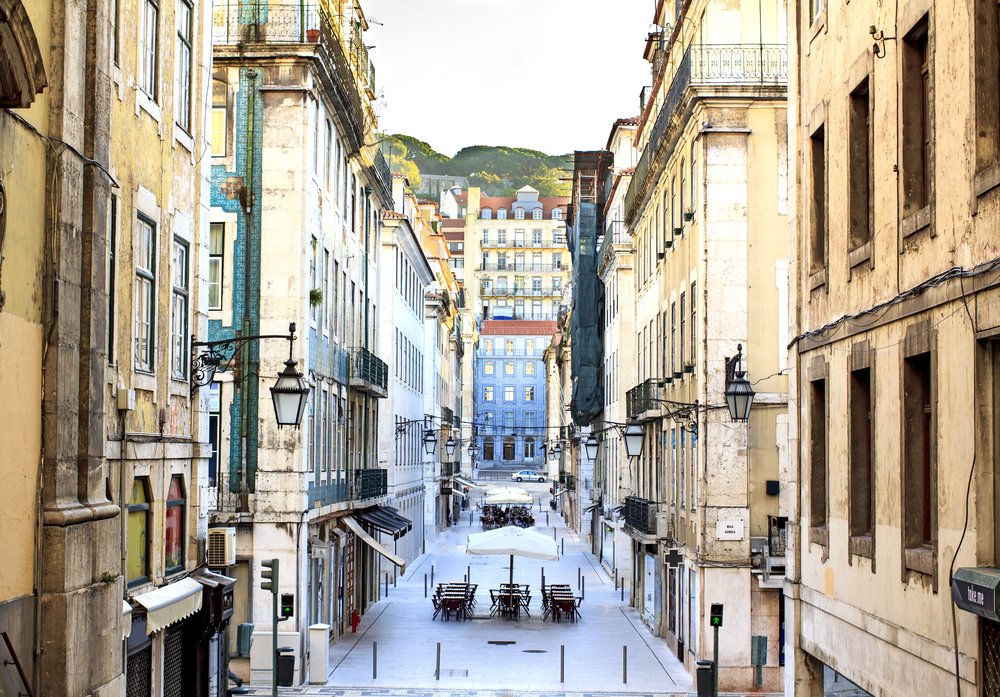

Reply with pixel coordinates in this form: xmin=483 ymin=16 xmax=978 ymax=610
xmin=353 ymin=468 xmax=387 ymax=500
xmin=623 ymin=496 xmax=657 ymax=536
xmin=479 ymin=262 xmax=564 ymax=272
xmin=626 ymin=378 xmax=665 ymax=420
xmin=480 ymin=286 xmax=563 ymax=298
xmin=349 ymin=347 xmax=388 ymax=398
xmin=597 ymin=220 xmax=630 ymax=271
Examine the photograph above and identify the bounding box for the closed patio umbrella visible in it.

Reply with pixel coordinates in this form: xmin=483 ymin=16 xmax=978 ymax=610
xmin=466 ymin=525 xmax=559 ymax=588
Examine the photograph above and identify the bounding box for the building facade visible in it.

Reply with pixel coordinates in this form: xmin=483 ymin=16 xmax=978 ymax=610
xmin=208 ymin=0 xmax=394 ymax=684
xmin=786 ymin=0 xmax=1000 ymax=695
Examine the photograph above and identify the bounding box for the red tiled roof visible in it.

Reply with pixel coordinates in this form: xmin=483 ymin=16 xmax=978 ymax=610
xmin=382 ymin=210 xmax=407 ymax=220
xmin=441 ymin=218 xmax=465 ymax=229
xmin=478 ymin=195 xmax=570 ymax=220
xmin=480 ymin=320 xmax=558 ymax=336
xmin=606 ymin=117 xmax=639 ymax=150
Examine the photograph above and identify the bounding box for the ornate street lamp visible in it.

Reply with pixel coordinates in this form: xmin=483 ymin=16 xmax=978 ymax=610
xmin=423 ymin=429 xmax=438 ymax=456
xmin=552 ymin=442 xmax=563 ymax=459
xmin=468 ymin=442 xmax=480 ymax=459
xmin=584 ymin=433 xmax=600 ymax=461
xmin=269 ymin=358 xmax=310 ymax=428
xmin=725 ymin=344 xmax=755 ymax=422
xmin=622 ymin=420 xmax=645 ymax=459
xmin=445 ymin=435 xmax=457 ymax=458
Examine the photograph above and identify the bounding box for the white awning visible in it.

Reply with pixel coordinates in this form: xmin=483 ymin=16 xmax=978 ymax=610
xmin=453 ymin=475 xmax=477 ymax=489
xmin=342 ymin=516 xmax=406 ymax=572
xmin=122 ymin=600 xmax=133 ymax=639
xmin=133 ymin=577 xmax=203 ymax=635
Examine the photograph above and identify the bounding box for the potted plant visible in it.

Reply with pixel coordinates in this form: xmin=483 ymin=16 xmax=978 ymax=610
xmin=673 ymin=226 xmax=684 ymax=237
xmin=309 ymin=288 xmax=323 ymax=307
xmin=306 ymin=28 xmax=320 ymax=41
xmin=683 ymin=209 xmax=694 ymax=222
xmin=673 ymin=369 xmax=683 ymax=379
xmin=664 ymin=376 xmax=674 ymax=385
xmin=665 ymin=239 xmax=673 ymax=249
xmin=683 ymin=361 xmax=695 ymax=374
xmin=657 ymin=251 xmax=665 ymax=260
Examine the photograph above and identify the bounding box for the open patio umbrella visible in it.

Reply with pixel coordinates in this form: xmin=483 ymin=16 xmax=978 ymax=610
xmin=466 ymin=525 xmax=559 ymax=588
xmin=484 ymin=490 xmax=533 ymax=505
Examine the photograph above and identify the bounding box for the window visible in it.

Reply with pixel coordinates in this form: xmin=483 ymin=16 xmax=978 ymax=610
xmin=849 ymin=78 xmax=873 ymax=251
xmin=679 ymin=293 xmax=686 ymax=367
xmin=525 ymin=386 xmax=535 ymax=402
xmin=902 ymin=351 xmax=935 ymax=555
xmin=974 ymin=0 xmax=1000 ymax=172
xmin=505 ymin=339 xmax=514 ymax=354
xmin=175 ymin=0 xmax=192 ymax=131
xmin=690 ymin=147 xmax=697 ymax=216
xmin=524 ymin=437 xmax=536 ymax=457
xmin=324 ymin=120 xmax=332 ymax=189
xmin=552 ymin=277 xmax=562 ymax=291
xmin=901 ymin=17 xmax=932 ymax=217
xmin=525 ymin=361 xmax=535 ymax=376
xmin=849 ymin=365 xmax=874 ymax=548
xmin=165 ymin=475 xmax=185 ymax=574
xmin=809 ymin=378 xmax=828 ymax=536
xmin=498 ymin=208 xmax=507 ymax=220
xmin=504 ymin=385 xmax=514 ymax=402
xmin=211 ymin=80 xmax=227 ymax=156
xmin=484 ymin=386 xmax=494 ymax=401
xmin=809 ymin=125 xmax=827 ymax=273
xmin=505 ymin=360 xmax=514 ymax=375
xmin=503 ymin=437 xmax=515 ymax=460
xmin=552 ymin=252 xmax=562 ymax=268
xmin=504 ymin=412 xmax=515 ymax=430
xmin=484 ymin=339 xmax=493 ymax=353
xmin=484 ymin=360 xmax=494 ymax=375
xmin=108 ymin=196 xmax=117 ymax=364
xmin=483 ymin=438 xmax=495 ymax=460
xmin=482 ymin=208 xmax=492 ymax=220
xmin=810 ymin=0 xmax=825 ymax=22
xmin=128 ymin=478 xmax=151 ymax=585
xmin=139 ymin=0 xmax=159 ymax=99
xmin=208 ymin=223 xmax=224 ymax=309
xmin=515 ymin=207 xmax=524 ymax=219
xmin=526 ymin=339 xmax=535 ymax=354
xmin=497 ymin=229 xmax=507 ymax=245
xmin=170 ymin=238 xmax=189 ymax=379
xmin=552 ymin=208 xmax=562 ymax=220
xmin=134 ymin=215 xmax=156 ymax=372
xmin=113 ymin=0 xmax=120 ymax=65
xmin=208 ymin=384 xmax=221 ymax=487
xmin=532 ymin=209 xmax=542 ymax=220
xmin=690 ymin=282 xmax=697 ymax=364
xmin=482 ymin=229 xmax=490 ymax=244
xmin=670 ymin=302 xmax=677 ymax=373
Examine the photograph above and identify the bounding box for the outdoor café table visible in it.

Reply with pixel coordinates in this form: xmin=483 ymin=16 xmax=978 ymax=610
xmin=490 ymin=586 xmax=531 ymax=619
xmin=542 ymin=586 xmax=579 ymax=622
xmin=434 ymin=583 xmax=474 ymax=621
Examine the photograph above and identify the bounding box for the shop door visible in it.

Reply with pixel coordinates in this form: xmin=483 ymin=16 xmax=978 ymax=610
xmin=126 ymin=644 xmax=152 ymax=697
xmin=163 ymin=625 xmax=185 ymax=697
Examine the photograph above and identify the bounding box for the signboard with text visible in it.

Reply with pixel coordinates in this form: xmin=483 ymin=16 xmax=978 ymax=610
xmin=716 ymin=519 xmax=745 ymax=541
xmin=951 ymin=567 xmax=1000 ymax=623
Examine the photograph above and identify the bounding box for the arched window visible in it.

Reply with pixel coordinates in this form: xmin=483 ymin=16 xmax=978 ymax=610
xmin=532 ymin=208 xmax=542 ymax=220
xmin=503 ymin=437 xmax=516 ymax=460
xmin=128 ymin=478 xmax=151 ymax=585
xmin=551 ymin=208 xmax=562 ymax=220
xmin=0 ymin=0 xmax=47 ymax=108
xmin=165 ymin=475 xmax=186 ymax=573
xmin=524 ymin=437 xmax=535 ymax=458
xmin=514 ymin=208 xmax=524 ymax=220
xmin=210 ymin=79 xmax=228 ymax=156
xmin=481 ymin=208 xmax=492 ymax=220
xmin=497 ymin=208 xmax=507 ymax=220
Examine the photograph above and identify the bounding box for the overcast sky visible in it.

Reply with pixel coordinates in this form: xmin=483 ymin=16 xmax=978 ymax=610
xmin=363 ymin=0 xmax=653 ymax=157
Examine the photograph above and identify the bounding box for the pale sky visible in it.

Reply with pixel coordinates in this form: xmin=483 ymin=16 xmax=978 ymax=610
xmin=364 ymin=0 xmax=654 ymax=157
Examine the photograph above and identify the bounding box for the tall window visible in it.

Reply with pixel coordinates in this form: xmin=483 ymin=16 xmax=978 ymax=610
xmin=679 ymin=293 xmax=686 ymax=366
xmin=552 ymin=208 xmax=561 ymax=220
xmin=175 ymin=0 xmax=192 ymax=131
xmin=525 ymin=386 xmax=535 ymax=402
xmin=482 ymin=229 xmax=490 ymax=244
xmin=670 ymin=302 xmax=677 ymax=372
xmin=525 ymin=361 xmax=535 ymax=376
xmin=324 ymin=121 xmax=332 ymax=189
xmin=208 ymin=223 xmax=224 ymax=309
xmin=208 ymin=384 xmax=221 ymax=487
xmin=515 ymin=208 xmax=524 ymax=220
xmin=498 ymin=208 xmax=507 ymax=220
xmin=809 ymin=379 xmax=828 ymax=534
xmin=128 ymin=478 xmax=151 ymax=585
xmin=849 ymin=78 xmax=873 ymax=250
xmin=134 ymin=215 xmax=156 ymax=372
xmin=483 ymin=438 xmax=495 ymax=460
xmin=690 ymin=146 xmax=697 ymax=216
xmin=505 ymin=360 xmax=515 ymax=375
xmin=140 ymin=0 xmax=159 ymax=99
xmin=170 ymin=239 xmax=189 ymax=379
xmin=903 ymin=351 xmax=934 ymax=554
xmin=484 ymin=360 xmax=494 ymax=375
xmin=497 ymin=229 xmax=507 ymax=245
xmin=484 ymin=386 xmax=494 ymax=402
xmin=524 ymin=437 xmax=536 ymax=457
xmin=809 ymin=125 xmax=827 ymax=273
xmin=108 ymin=196 xmax=118 ymax=364
xmin=902 ymin=17 xmax=932 ymax=216
xmin=484 ymin=339 xmax=493 ymax=353
xmin=211 ymin=81 xmax=227 ymax=156
xmin=165 ymin=475 xmax=185 ymax=574
xmin=503 ymin=437 xmax=515 ymax=460
xmin=504 ymin=385 xmax=514 ymax=402
xmin=690 ymin=282 xmax=697 ymax=364
xmin=526 ymin=339 xmax=535 ymax=354
xmin=974 ymin=0 xmax=1000 ymax=171
xmin=482 ymin=208 xmax=492 ymax=220
xmin=505 ymin=339 xmax=514 ymax=354
xmin=849 ymin=365 xmax=874 ymax=546
xmin=533 ymin=209 xmax=542 ymax=220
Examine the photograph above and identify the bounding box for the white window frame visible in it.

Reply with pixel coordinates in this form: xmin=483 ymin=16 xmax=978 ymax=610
xmin=174 ymin=0 xmax=193 ymax=131
xmin=170 ymin=237 xmax=189 ymax=379
xmin=134 ymin=215 xmax=156 ymax=372
xmin=139 ymin=0 xmax=160 ymax=100
xmin=208 ymin=222 xmax=224 ymax=310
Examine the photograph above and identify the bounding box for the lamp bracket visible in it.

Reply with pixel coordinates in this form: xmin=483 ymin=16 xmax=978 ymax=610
xmin=190 ymin=323 xmax=296 ymax=395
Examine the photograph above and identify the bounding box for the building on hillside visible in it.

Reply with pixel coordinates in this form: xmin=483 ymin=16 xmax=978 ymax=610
xmin=592 ymin=118 xmax=639 ymax=580
xmin=474 ymin=321 xmax=555 ymax=472
xmin=577 ymin=0 xmax=790 ymax=690
xmin=464 ymin=186 xmax=570 ymax=322
xmin=441 ymin=217 xmax=467 ymax=286
xmin=786 ymin=0 xmax=1000 ymax=695
xmin=208 ymin=0 xmax=394 ymax=684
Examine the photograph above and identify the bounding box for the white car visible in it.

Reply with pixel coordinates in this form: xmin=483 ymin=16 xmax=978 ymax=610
xmin=511 ymin=470 xmax=545 ymax=483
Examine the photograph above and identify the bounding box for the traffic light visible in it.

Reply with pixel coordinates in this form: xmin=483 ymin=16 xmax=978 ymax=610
xmin=280 ymin=593 xmax=294 ymax=619
xmin=710 ymin=603 xmax=724 ymax=628
xmin=261 ymin=558 xmax=279 ymax=594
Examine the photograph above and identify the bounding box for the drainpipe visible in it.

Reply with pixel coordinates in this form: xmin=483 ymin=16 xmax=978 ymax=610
xmin=363 ymin=187 xmax=371 ymax=474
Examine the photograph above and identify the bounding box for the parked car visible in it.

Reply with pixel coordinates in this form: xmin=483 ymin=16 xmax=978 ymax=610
xmin=512 ymin=470 xmax=545 ymax=483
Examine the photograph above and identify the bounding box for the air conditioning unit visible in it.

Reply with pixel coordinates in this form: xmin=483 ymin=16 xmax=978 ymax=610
xmin=656 ymin=512 xmax=675 ymax=540
xmin=588 ymin=487 xmax=602 ymax=500
xmin=207 ymin=527 xmax=237 ymax=567
xmin=750 ymin=536 xmax=768 ymax=570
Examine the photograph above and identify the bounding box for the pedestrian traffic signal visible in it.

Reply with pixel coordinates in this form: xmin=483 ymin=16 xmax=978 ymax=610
xmin=261 ymin=558 xmax=279 ymax=594
xmin=280 ymin=593 xmax=294 ymax=619
xmin=710 ymin=603 xmax=724 ymax=627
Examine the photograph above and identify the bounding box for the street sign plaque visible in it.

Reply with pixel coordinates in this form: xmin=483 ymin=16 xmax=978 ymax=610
xmin=951 ymin=567 xmax=1000 ymax=623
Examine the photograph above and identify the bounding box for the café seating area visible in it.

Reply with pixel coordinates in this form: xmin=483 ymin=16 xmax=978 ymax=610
xmin=431 ymin=580 xmax=582 ymax=623
xmin=431 ymin=582 xmax=477 ymax=621
xmin=480 ymin=505 xmax=535 ymax=530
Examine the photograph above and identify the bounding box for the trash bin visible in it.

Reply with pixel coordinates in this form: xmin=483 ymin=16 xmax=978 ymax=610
xmin=276 ymin=646 xmax=295 ymax=687
xmin=695 ymin=659 xmax=714 ymax=697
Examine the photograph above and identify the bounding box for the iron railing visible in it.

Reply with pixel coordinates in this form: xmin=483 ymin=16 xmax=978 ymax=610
xmin=212 ymin=2 xmax=320 ymax=44
xmin=349 ymin=347 xmax=388 ymax=395
xmin=626 ymin=378 xmax=665 ymax=419
xmin=597 ymin=220 xmax=629 ymax=270
xmin=479 ymin=263 xmax=564 ymax=272
xmin=480 ymin=286 xmax=563 ymax=298
xmin=625 ymin=44 xmax=787 ymax=224
xmin=308 ymin=479 xmax=349 ymax=508
xmin=353 ymin=468 xmax=387 ymax=500
xmin=623 ymin=496 xmax=657 ymax=535
xmin=369 ymin=147 xmax=393 ymax=206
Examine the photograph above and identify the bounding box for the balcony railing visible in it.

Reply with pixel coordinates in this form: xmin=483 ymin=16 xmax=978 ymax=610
xmin=597 ymin=220 xmax=629 ymax=270
xmin=349 ymin=347 xmax=388 ymax=398
xmin=481 ymin=240 xmax=564 ymax=249
xmin=626 ymin=378 xmax=665 ymax=419
xmin=212 ymin=2 xmax=319 ymax=44
xmin=623 ymin=496 xmax=657 ymax=535
xmin=625 ymin=43 xmax=787 ymax=224
xmin=480 ymin=263 xmax=564 ymax=272
xmin=481 ymin=287 xmax=563 ymax=298
xmin=369 ymin=147 xmax=393 ymax=206
xmin=353 ymin=468 xmax=387 ymax=500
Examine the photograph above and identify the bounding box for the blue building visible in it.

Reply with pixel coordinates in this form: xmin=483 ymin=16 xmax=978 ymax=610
xmin=474 ymin=320 xmax=556 ymax=469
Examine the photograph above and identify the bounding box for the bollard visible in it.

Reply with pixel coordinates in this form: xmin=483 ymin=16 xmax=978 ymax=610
xmin=424 ymin=574 xmax=428 ymax=598
xmin=541 ymin=569 xmax=545 ymax=589
xmin=560 ymin=644 xmax=565 ymax=683
xmin=561 ymin=539 xmax=564 ymax=555
xmin=623 ymin=645 xmax=627 ymax=684
xmin=385 ymin=573 xmax=389 ymax=598
xmin=373 ymin=642 xmax=378 ymax=679
xmin=582 ymin=576 xmax=585 ymax=600
xmin=546 ymin=512 xmax=549 ymax=526
xmin=614 ymin=568 xmax=618 ymax=587
xmin=553 ymin=528 xmax=557 ymax=540
xmin=467 ymin=565 xmax=471 ymax=584
xmin=577 ymin=567 xmax=581 ymax=589
xmin=621 ymin=582 xmax=625 ymax=602
xmin=435 ymin=642 xmax=441 ymax=680
xmin=393 ymin=570 xmax=397 ymax=587
xmin=470 ymin=511 xmax=473 ymax=525
xmin=431 ymin=565 xmax=435 ymax=587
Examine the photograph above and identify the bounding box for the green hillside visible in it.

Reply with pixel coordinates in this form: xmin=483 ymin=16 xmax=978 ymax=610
xmin=382 ymin=134 xmax=572 ymax=197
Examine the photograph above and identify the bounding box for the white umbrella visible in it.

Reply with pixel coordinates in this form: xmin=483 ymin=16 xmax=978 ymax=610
xmin=485 ymin=490 xmax=533 ymax=505
xmin=466 ymin=525 xmax=559 ymax=588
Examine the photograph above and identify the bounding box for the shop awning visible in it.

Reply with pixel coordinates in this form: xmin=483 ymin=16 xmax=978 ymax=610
xmin=356 ymin=505 xmax=412 ymax=539
xmin=584 ymin=501 xmax=602 ymax=512
xmin=453 ymin=475 xmax=476 ymax=490
xmin=133 ymin=577 xmax=203 ymax=635
xmin=342 ymin=516 xmax=406 ymax=571
xmin=122 ymin=600 xmax=133 ymax=639
xmin=193 ymin=568 xmax=236 ymax=590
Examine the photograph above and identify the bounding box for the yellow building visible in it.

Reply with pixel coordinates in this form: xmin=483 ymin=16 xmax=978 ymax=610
xmin=617 ymin=0 xmax=789 ymax=690
xmin=787 ymin=0 xmax=1000 ymax=694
